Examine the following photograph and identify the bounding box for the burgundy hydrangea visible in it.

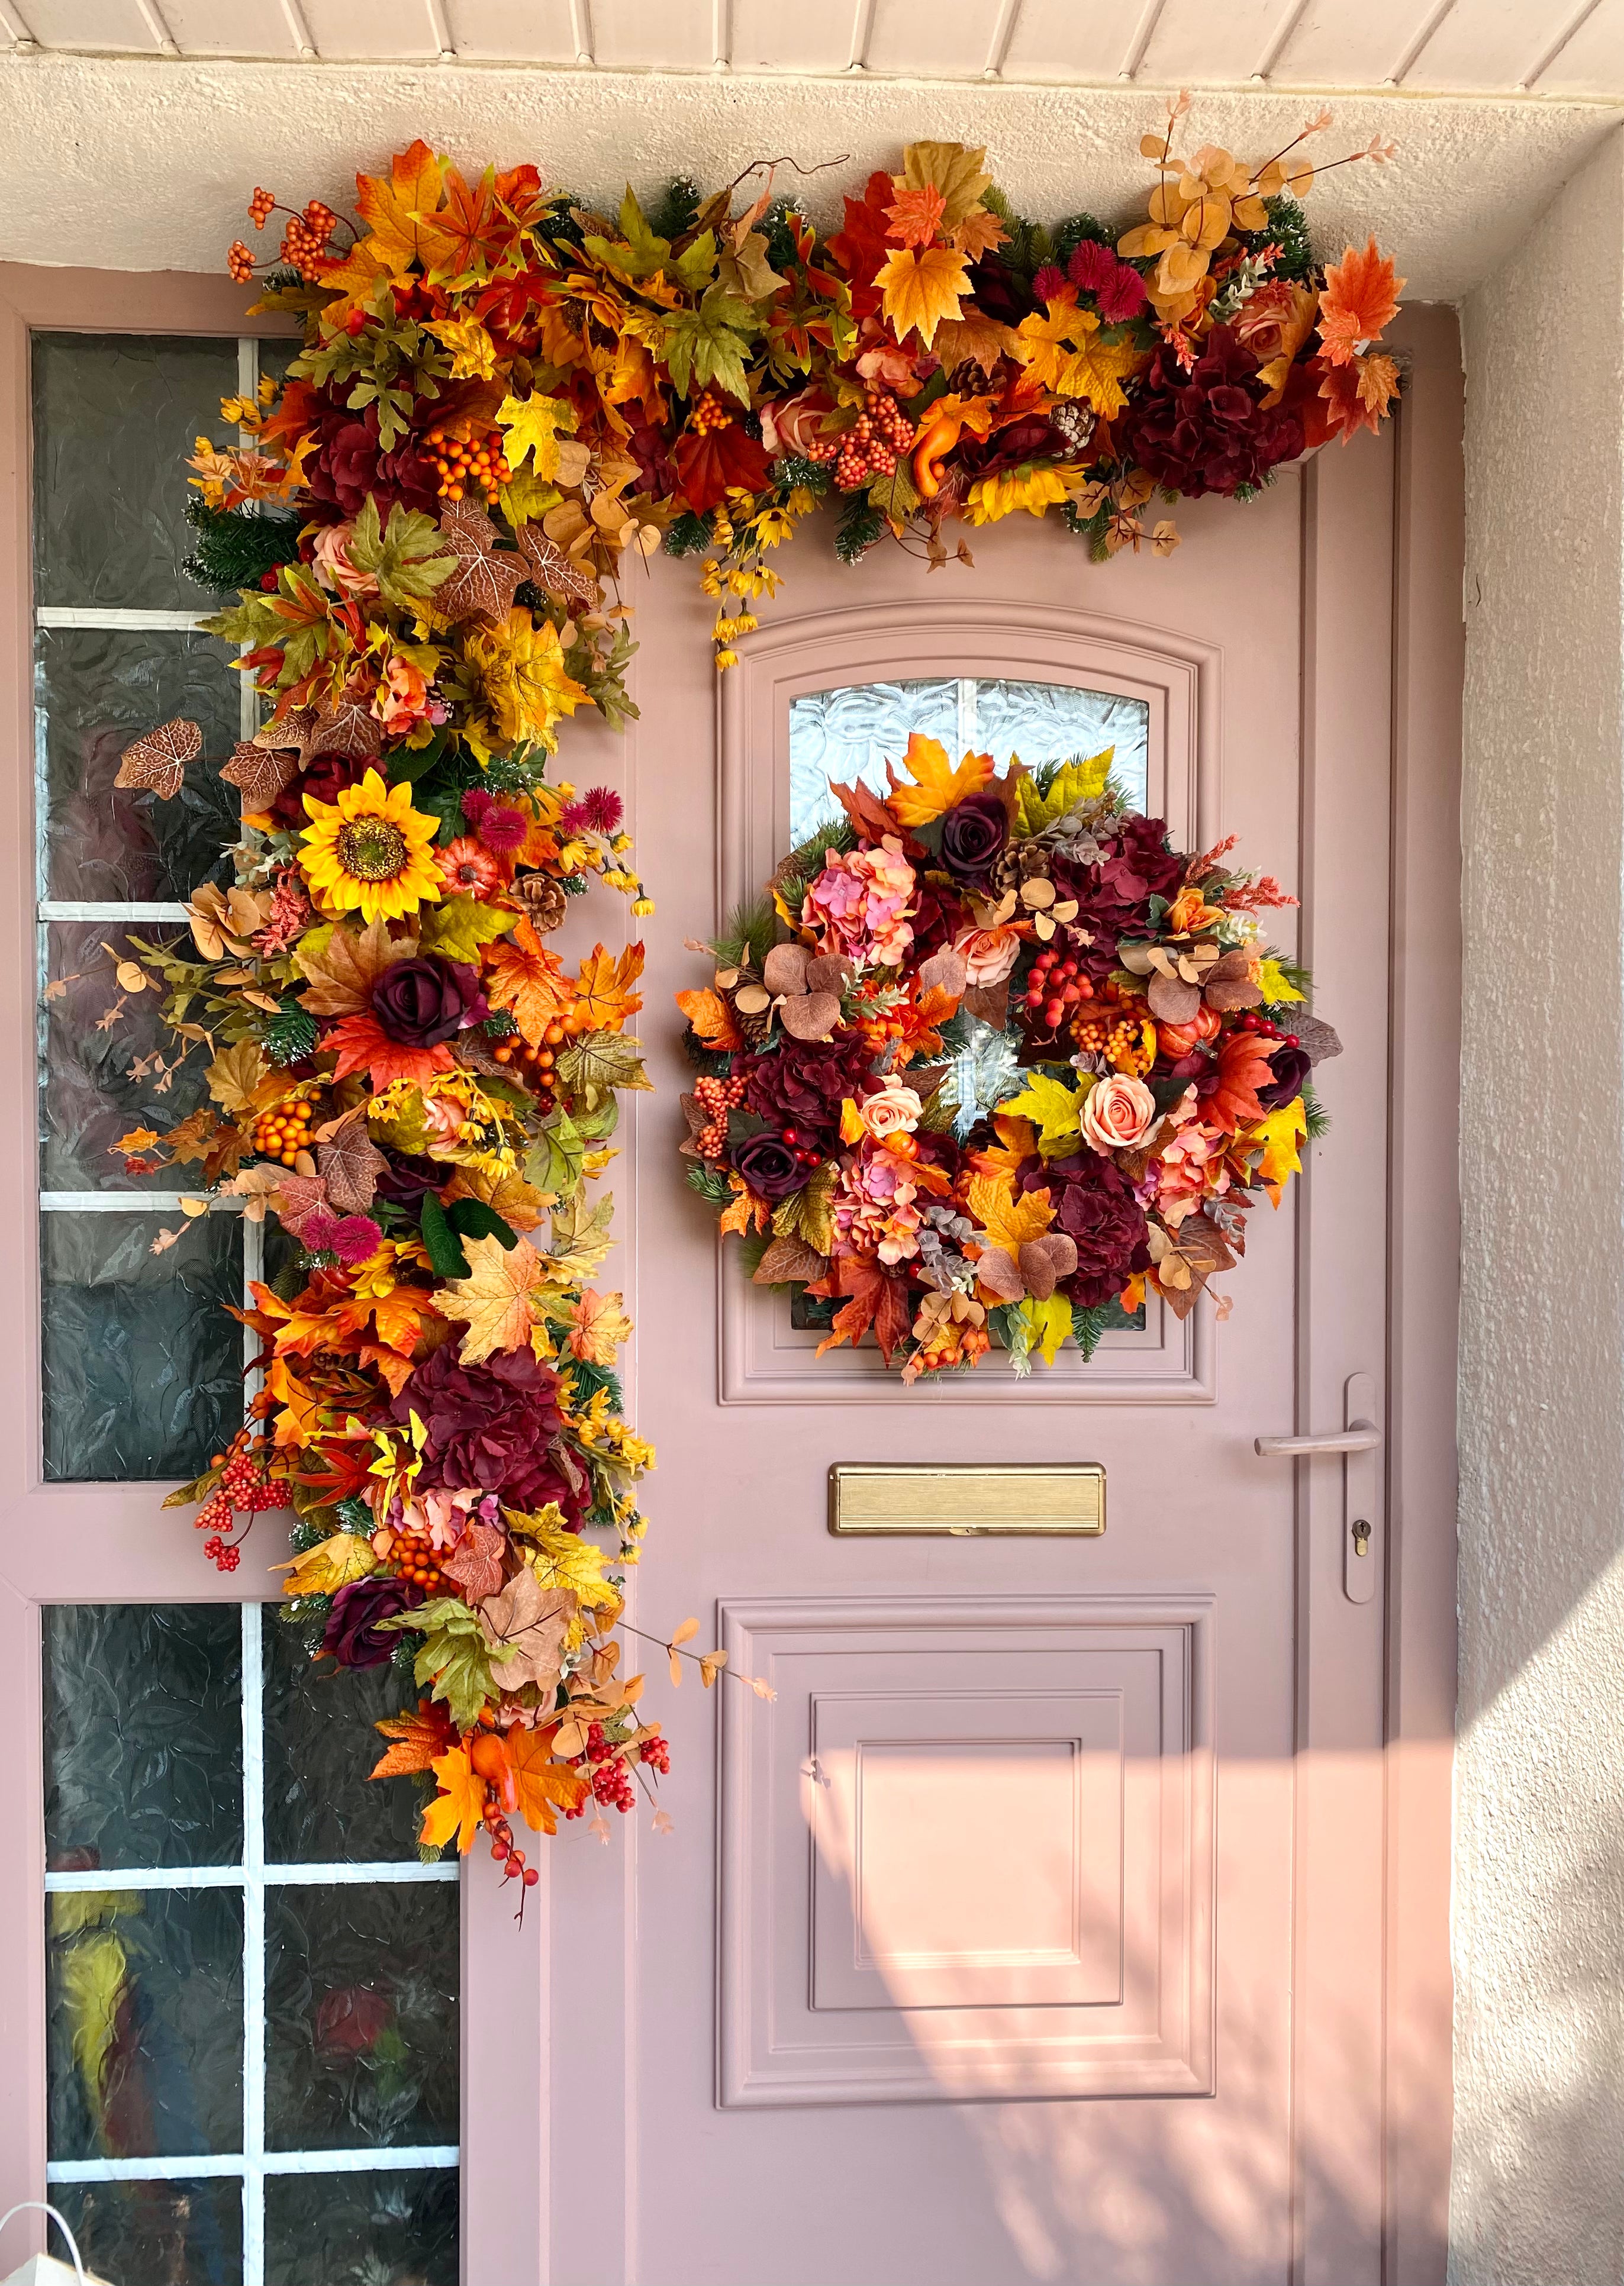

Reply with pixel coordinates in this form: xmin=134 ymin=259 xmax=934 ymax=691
xmin=1059 ymin=814 xmax=1186 ymax=973
xmin=1123 ymin=324 xmax=1303 ymax=499
xmin=272 ymin=750 xmax=368 ymax=833
xmin=304 ymin=393 xmax=440 ymax=521
xmin=1034 ymin=1153 xmax=1153 ymax=1308
xmin=392 ymin=1342 xmax=582 ymax=1522
xmin=739 ymin=1035 xmax=874 ymax=1141
xmin=321 ymin=1575 xmax=423 ymax=1669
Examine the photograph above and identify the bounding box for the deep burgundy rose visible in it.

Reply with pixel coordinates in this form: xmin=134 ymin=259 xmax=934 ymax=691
xmin=371 ymin=1150 xmax=446 ymax=1208
xmin=1123 ymin=323 xmax=1304 ymax=499
xmin=321 ymin=1575 xmax=423 ymax=1669
xmin=1042 ymin=1153 xmax=1153 ymax=1308
xmin=1256 ymin=1039 xmax=1312 ymax=1111
xmin=305 ymin=394 xmax=439 ymax=521
xmin=741 ymin=1036 xmax=874 ymax=1140
xmin=731 ymin=1129 xmax=813 ymax=1201
xmin=940 ymin=793 xmax=1009 ymax=886
xmin=271 ymin=750 xmax=368 ymax=833
xmin=967 ymin=253 xmax=1036 ymax=325
xmin=393 ymin=1342 xmax=582 ymax=1520
xmin=370 ymin=955 xmax=488 ymax=1046
xmin=956 ymin=412 xmax=1063 ymax=478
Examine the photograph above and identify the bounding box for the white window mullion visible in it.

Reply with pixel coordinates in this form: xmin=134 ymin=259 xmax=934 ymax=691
xmin=956 ymin=676 xmax=977 ymax=752
xmin=241 ymin=1598 xmax=266 ymax=2286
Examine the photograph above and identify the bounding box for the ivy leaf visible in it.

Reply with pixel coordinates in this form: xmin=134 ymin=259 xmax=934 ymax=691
xmin=419 ymin=1192 xmax=471 ymax=1281
xmin=418 ymin=895 xmax=515 ymax=964
xmin=663 ymin=287 xmax=758 ymax=405
xmin=346 ymin=497 xmax=456 ymax=609
xmin=555 ymin=1028 xmax=652 ymax=1111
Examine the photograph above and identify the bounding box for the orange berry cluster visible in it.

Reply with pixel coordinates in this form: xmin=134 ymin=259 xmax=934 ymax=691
xmin=491 ymin=999 xmax=591 ymax=1103
xmin=687 ymin=389 xmax=734 ymax=436
xmin=811 ymin=390 xmax=916 ymax=492
xmin=916 ymin=1320 xmax=991 ymax=1373
xmin=692 ymin=1072 xmax=746 ymax=1156
xmin=426 ymin=426 xmax=512 ymax=504
xmin=378 ymin=1521 xmax=445 ymax=1593
xmin=281 ymin=201 xmax=339 ymax=277
xmin=1073 ymin=1010 xmax=1157 ymax=1076
xmin=250 ymin=1098 xmax=313 ymax=1166
xmin=247 ymin=186 xmax=276 ymax=227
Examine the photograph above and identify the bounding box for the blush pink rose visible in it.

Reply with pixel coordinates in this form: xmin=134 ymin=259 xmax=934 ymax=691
xmin=1081 ymin=1073 xmax=1158 ymax=1155
xmin=952 ymin=924 xmax=1022 ymax=986
xmin=857 ymin=1084 xmax=923 ymax=1141
xmin=761 ymin=388 xmax=832 ymax=459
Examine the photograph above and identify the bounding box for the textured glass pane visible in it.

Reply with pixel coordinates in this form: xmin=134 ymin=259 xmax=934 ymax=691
xmin=41 ymin=1210 xmax=244 ymax=1482
xmin=44 ymin=1604 xmax=243 ymax=1870
xmin=40 ymin=922 xmax=204 ymax=1191
xmin=262 ymin=1615 xmax=426 ymax=1865
xmin=265 ymin=1881 xmax=459 ymax=2152
xmin=265 ymin=2168 xmax=457 ymax=2286
xmin=33 ymin=333 xmax=238 ymax=611
xmin=37 ymin=626 xmax=241 ymax=904
xmin=49 ymin=2175 xmax=243 ymax=2286
xmin=788 ymin=677 xmax=958 ymax=843
xmin=46 ymin=1882 xmax=244 ymax=2160
xmin=972 ymin=678 xmax=1151 ymax=810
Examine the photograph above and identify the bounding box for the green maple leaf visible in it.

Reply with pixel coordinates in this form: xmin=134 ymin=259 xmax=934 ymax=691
xmin=347 ymin=498 xmax=456 ymax=608
xmin=771 ymin=1160 xmax=838 ymax=1253
xmin=663 ymin=287 xmax=759 ymax=405
xmin=997 ymin=1069 xmax=1092 ymax=1156
xmin=379 ymin=1600 xmax=498 ymax=1732
xmin=418 ymin=895 xmax=515 ymax=963
xmin=555 ymin=1029 xmax=652 ymax=1111
xmin=582 ymin=186 xmax=672 ymax=281
xmin=671 ymin=229 xmax=720 ymax=294
xmin=547 ymin=1188 xmax=615 ymax=1284
xmin=524 ymin=1104 xmax=585 ymax=1198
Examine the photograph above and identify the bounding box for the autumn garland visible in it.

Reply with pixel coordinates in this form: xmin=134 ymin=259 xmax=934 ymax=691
xmin=104 ymin=98 xmax=1397 ymax=1875
xmin=679 ymin=743 xmax=1338 ymax=1377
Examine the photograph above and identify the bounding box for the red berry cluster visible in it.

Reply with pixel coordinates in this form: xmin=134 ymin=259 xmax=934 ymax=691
xmin=639 ymin=1733 xmax=671 ymax=1775
xmin=810 ymin=391 xmax=916 ymax=492
xmin=483 ymin=1800 xmax=540 ymax=1890
xmin=202 ymin=1537 xmax=241 ymax=1573
xmin=579 ymin=1720 xmax=638 ymax=1816
xmin=775 ymin=1123 xmax=825 ymax=1169
xmin=194 ymin=1431 xmax=281 ymax=1569
xmin=1023 ymin=944 xmax=1094 ymax=1032
xmin=1234 ymin=1010 xmax=1300 ymax=1049
xmin=692 ymin=1072 xmax=746 ymax=1157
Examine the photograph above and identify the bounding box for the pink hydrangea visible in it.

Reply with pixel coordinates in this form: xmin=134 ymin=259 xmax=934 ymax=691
xmin=834 ymin=1147 xmax=924 ymax=1266
xmin=804 ymin=836 xmax=916 ymax=968
xmin=1152 ymin=1095 xmax=1231 ymax=1228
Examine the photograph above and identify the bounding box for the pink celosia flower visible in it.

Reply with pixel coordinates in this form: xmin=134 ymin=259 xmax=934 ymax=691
xmin=255 ymin=867 xmax=313 ymax=956
xmin=298 ymin=1211 xmax=383 ymax=1266
xmin=558 ymin=786 xmax=623 ymax=836
xmin=805 ymin=837 xmax=917 ymax=968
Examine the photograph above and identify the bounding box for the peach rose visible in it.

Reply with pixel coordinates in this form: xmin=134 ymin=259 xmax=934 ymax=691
xmin=760 ymin=388 xmax=832 ymax=459
xmin=1081 ymin=1073 xmax=1158 ymax=1155
xmin=310 ymin=522 xmax=379 ymax=600
xmin=373 ymin=655 xmax=430 ymax=734
xmin=952 ymin=924 xmax=1022 ymax=986
xmin=858 ymin=1083 xmax=924 ymax=1142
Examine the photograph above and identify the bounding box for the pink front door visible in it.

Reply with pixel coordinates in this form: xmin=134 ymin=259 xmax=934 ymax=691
xmin=542 ymin=315 xmax=1459 ymax=2286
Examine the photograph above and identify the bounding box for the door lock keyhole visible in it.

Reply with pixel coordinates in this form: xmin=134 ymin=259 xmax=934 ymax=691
xmin=1351 ymin=1519 xmax=1372 ymax=1558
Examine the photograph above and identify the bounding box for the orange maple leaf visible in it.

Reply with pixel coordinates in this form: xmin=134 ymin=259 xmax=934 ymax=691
xmin=323 ymin=1011 xmax=456 ymax=1092
xmin=1317 ymin=238 xmax=1405 ymax=367
xmin=508 ymin=1726 xmax=591 ymax=1835
xmin=421 ymin=1742 xmax=486 ymax=1855
xmin=370 ymin=1703 xmax=455 ymax=1781
xmin=884 ymin=182 xmax=946 ymax=249
xmin=574 ymin=941 xmax=645 ymax=1031
xmin=485 ymin=917 xmax=572 ymax=1046
xmin=675 ymin=986 xmax=743 ymax=1052
xmin=875 ymin=243 xmax=972 ymax=349
xmin=1204 ymin=1031 xmax=1277 ymax=1135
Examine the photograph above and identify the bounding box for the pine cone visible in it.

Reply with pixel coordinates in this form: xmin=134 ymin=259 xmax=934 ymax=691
xmin=1049 ymin=400 xmax=1096 ymax=456
xmin=513 ymin=873 xmax=568 ymax=933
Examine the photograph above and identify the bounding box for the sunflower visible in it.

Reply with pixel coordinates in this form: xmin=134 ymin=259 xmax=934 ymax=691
xmin=299 ymin=769 xmax=443 ymax=923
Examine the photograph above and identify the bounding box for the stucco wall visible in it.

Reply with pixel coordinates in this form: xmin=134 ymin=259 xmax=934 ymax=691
xmin=1453 ymin=127 xmax=1624 ymax=2286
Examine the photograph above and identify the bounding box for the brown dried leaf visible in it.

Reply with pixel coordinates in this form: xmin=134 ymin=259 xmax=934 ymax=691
xmin=221 ymin=740 xmax=298 ymax=811
xmin=777 ymin=991 xmax=842 ymax=1041
xmin=752 ymin=1234 xmax=830 ymax=1286
xmin=437 ymin=497 xmax=527 ymax=625
xmin=761 ymin=943 xmax=808 ymax=995
xmin=308 ymin=695 xmax=382 ymax=762
xmin=316 ymin=1108 xmax=389 ymax=1213
xmin=295 ymin=915 xmax=411 ymax=1015
xmin=518 ymin=523 xmax=598 ymax=607
xmin=441 ymin=1520 xmax=508 ymax=1603
xmin=1147 ymin=970 xmax=1202 ymax=1024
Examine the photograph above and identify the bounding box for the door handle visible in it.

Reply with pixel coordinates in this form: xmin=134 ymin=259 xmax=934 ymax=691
xmin=1254 ymin=1375 xmax=1382 ymax=1607
xmin=1253 ymin=1422 xmax=1381 ymax=1458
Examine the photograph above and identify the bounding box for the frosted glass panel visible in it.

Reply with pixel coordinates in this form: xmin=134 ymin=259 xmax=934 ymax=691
xmin=788 ymin=675 xmax=1150 ymax=843
xmin=265 ymin=2170 xmax=458 ymax=2286
xmin=49 ymin=2177 xmax=243 ymax=2286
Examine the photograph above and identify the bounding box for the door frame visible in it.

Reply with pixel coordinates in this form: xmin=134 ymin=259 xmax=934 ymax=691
xmin=0 ymin=263 xmax=542 ymax=2286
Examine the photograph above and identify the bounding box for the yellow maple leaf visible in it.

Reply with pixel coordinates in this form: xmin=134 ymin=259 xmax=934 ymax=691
xmin=876 ymin=244 xmax=972 ymax=350
xmin=901 ymin=140 xmax=993 ymax=230
xmin=1018 ymin=1294 xmax=1074 ymax=1367
xmin=966 ymin=1172 xmax=1055 ymax=1255
xmin=1245 ymin=1097 xmax=1307 ymax=1204
xmin=568 ymin=1288 xmax=634 ymax=1366
xmin=509 ymin=1509 xmax=623 ymax=1642
xmin=423 ymin=312 xmax=497 ymax=381
xmin=1015 ymin=294 xmax=1144 ymax=417
xmin=496 ymin=391 xmax=579 ymax=480
xmin=996 ymin=1071 xmax=1091 ymax=1155
xmin=885 ymin=734 xmax=995 ymax=826
xmin=278 ymin=1532 xmax=377 ymax=1598
xmin=436 ymin=1233 xmax=546 ymax=1366
xmin=1256 ymin=957 xmax=1304 ymax=1006
xmin=421 ymin=1742 xmax=485 ymax=1855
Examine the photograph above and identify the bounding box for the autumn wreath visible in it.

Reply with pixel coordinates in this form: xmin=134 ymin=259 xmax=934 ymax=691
xmin=678 ymin=741 xmax=1338 ymax=1378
